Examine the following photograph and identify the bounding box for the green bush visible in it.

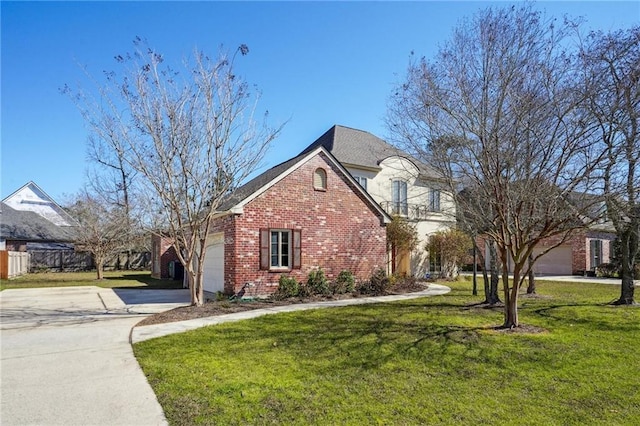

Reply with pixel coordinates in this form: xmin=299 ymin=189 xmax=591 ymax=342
xmin=331 ymin=270 xmax=355 ymax=294
xmin=307 ymin=268 xmax=330 ymax=295
xmin=357 ymin=268 xmax=390 ymax=296
xmin=273 ymin=275 xmax=300 ymax=300
xmin=595 ymin=263 xmax=619 ymax=278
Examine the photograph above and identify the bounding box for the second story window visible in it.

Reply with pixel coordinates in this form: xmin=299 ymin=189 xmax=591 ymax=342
xmin=429 ymin=188 xmax=441 ymax=212
xmin=354 ymin=176 xmax=368 ymax=191
xmin=392 ymin=180 xmax=408 ymax=216
xmin=313 ymin=168 xmax=327 ymax=191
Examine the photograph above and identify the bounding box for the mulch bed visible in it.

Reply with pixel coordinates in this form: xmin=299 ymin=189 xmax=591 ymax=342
xmin=136 ymin=279 xmax=428 ymax=327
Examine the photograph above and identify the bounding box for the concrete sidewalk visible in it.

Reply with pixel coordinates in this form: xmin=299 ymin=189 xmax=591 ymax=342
xmin=131 ymin=283 xmax=451 ymax=343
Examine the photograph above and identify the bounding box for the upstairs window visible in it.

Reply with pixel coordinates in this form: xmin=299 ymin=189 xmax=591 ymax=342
xmin=392 ymin=180 xmax=408 ymax=216
xmin=429 ymin=189 xmax=441 ymax=212
xmin=314 ymin=168 xmax=327 ymax=191
xmin=354 ymin=176 xmax=368 ymax=191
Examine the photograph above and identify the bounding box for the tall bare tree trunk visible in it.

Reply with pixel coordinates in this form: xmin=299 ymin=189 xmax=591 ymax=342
xmin=489 ymin=240 xmax=501 ymax=304
xmin=527 ymin=253 xmax=536 ymax=294
xmin=614 ymin=230 xmax=637 ymax=305
xmin=95 ymin=256 xmax=105 ymax=280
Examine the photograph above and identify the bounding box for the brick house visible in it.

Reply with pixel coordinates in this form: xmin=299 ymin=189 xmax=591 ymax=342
xmin=201 ymin=146 xmax=391 ymax=296
xmin=150 ymin=234 xmax=183 ymax=280
xmin=477 ymin=224 xmax=616 ymax=276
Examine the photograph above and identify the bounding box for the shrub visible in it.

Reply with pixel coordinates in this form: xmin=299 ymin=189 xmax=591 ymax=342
xmin=273 ymin=275 xmax=300 ymax=300
xmin=331 ymin=270 xmax=355 ymax=294
xmin=595 ymin=263 xmax=619 ymax=278
xmin=357 ymin=268 xmax=390 ymax=296
xmin=307 ymin=268 xmax=330 ymax=295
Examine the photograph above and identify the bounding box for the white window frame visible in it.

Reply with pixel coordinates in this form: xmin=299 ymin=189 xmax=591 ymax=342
xmin=354 ymin=176 xmax=368 ymax=191
xmin=429 ymin=188 xmax=441 ymax=212
xmin=392 ymin=180 xmax=408 ymax=216
xmin=270 ymin=229 xmax=291 ymax=269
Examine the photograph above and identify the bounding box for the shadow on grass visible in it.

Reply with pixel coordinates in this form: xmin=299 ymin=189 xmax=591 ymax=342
xmin=207 ymin=303 xmax=498 ymax=373
xmin=531 ymin=302 xmax=640 ymax=332
xmin=105 ymin=273 xmax=183 ymax=290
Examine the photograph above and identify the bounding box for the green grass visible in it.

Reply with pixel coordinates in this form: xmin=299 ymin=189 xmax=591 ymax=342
xmin=0 ymin=270 xmax=182 ymax=291
xmin=134 ymin=279 xmax=640 ymax=425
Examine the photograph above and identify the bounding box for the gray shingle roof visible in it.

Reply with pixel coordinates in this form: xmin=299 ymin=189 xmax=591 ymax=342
xmin=300 ymin=125 xmax=441 ymax=179
xmin=0 ymin=202 xmax=76 ymax=242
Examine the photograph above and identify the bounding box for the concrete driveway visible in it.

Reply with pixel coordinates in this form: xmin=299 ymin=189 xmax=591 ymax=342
xmin=0 ymin=286 xmax=190 ymax=426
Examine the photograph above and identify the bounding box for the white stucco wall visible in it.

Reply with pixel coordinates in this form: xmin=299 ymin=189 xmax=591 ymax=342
xmin=346 ymin=156 xmax=456 ymax=277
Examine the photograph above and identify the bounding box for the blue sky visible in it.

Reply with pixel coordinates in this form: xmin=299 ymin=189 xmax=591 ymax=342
xmin=2 ymin=1 xmax=638 ymax=202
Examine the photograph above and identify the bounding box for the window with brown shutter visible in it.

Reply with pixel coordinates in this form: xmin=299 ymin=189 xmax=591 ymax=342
xmin=259 ymin=228 xmax=302 ymax=271
xmin=292 ymin=229 xmax=301 ymax=269
xmin=259 ymin=229 xmax=270 ymax=270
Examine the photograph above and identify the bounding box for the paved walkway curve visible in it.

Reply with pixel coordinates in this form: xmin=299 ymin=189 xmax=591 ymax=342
xmin=131 ymin=283 xmax=451 ymax=343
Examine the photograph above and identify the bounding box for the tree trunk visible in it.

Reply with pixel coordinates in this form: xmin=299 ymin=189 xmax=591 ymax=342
xmin=499 ymin=246 xmax=520 ymax=328
xmin=472 ymin=244 xmax=478 ymax=296
xmin=527 ymin=254 xmax=536 ymax=294
xmin=614 ymin=231 xmax=636 ymax=305
xmin=95 ymin=256 xmax=105 ymax=280
xmin=189 ymin=255 xmax=205 ymax=307
xmin=482 ymin=267 xmax=490 ymax=302
xmin=488 ymin=240 xmax=501 ymax=304
xmin=504 ymin=269 xmax=521 ymax=328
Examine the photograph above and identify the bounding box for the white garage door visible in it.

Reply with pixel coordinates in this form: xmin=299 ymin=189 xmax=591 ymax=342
xmin=203 ymin=233 xmax=225 ymax=294
xmin=533 ymin=245 xmax=572 ymax=275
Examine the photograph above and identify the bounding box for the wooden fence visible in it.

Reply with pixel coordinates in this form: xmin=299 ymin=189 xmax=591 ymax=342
xmin=0 ymin=251 xmax=31 ymax=279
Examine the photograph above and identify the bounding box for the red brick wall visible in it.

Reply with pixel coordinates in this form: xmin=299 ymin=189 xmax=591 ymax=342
xmin=474 ymin=229 xmax=616 ymax=275
xmin=212 ymin=152 xmax=388 ymax=296
xmin=150 ymin=234 xmax=181 ymax=279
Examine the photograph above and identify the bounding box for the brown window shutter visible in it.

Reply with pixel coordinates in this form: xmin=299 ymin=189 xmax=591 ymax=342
xmin=292 ymin=229 xmax=301 ymax=269
xmin=260 ymin=229 xmax=270 ymax=270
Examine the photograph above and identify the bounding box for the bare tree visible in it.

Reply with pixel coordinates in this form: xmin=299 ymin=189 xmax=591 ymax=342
xmin=457 ymin=186 xmax=501 ymax=304
xmin=67 ymin=190 xmax=131 ymax=280
xmin=68 ymin=40 xmax=283 ymax=305
xmin=388 ymin=5 xmax=604 ymax=328
xmin=580 ymin=27 xmax=640 ymax=305
xmin=425 ymin=229 xmax=472 ymax=280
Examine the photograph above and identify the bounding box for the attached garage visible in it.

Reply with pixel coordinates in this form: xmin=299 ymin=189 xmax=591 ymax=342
xmin=532 ymin=245 xmax=572 ymax=275
xmin=203 ymin=233 xmax=225 ymax=294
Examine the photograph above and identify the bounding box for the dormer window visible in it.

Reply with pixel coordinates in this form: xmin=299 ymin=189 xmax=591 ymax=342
xmin=314 ymin=168 xmax=327 ymax=191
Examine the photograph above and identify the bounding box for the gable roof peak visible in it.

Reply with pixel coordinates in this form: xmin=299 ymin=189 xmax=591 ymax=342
xmin=301 ymin=125 xmax=441 ymax=179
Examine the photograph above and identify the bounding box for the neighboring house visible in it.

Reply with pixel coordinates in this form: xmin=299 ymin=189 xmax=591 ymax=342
xmin=201 ymin=145 xmax=391 ymax=296
xmin=475 ymin=196 xmax=616 ymax=276
xmin=525 ymin=226 xmax=615 ymax=275
xmin=0 ymin=202 xmax=76 ymax=251
xmin=300 ymin=125 xmax=456 ymax=276
xmin=1 ymin=182 xmax=77 ymax=253
xmin=0 ymin=182 xmax=91 ymax=272
xmin=3 ymin=181 xmax=77 ymax=229
xmin=150 ymin=233 xmax=184 ymax=280
xmin=520 ymin=199 xmax=616 ymax=275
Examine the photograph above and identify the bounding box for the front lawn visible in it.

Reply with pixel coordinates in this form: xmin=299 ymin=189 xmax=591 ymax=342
xmin=0 ymin=270 xmax=182 ymax=291
xmin=134 ymin=279 xmax=640 ymax=425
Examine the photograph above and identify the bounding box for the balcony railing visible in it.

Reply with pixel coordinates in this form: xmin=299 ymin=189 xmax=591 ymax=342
xmin=380 ymin=201 xmax=441 ymax=220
